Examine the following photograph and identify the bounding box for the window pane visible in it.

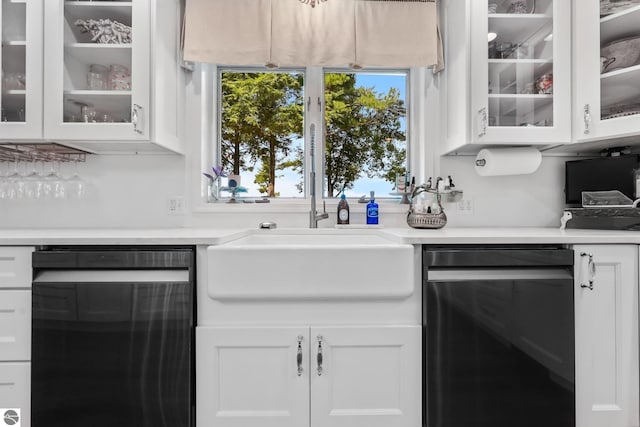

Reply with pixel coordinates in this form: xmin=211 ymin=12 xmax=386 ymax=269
xmin=219 ymin=70 xmax=304 ymax=199
xmin=323 ymin=72 xmax=407 ymax=199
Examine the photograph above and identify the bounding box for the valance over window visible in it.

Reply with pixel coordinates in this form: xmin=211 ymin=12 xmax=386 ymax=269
xmin=183 ymin=0 xmax=443 ymax=69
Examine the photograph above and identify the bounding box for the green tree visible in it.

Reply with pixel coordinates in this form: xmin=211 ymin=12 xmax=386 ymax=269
xmin=220 ymin=71 xmax=405 ymax=198
xmin=220 ymin=72 xmax=303 ymax=197
xmin=324 ymin=73 xmax=406 ymax=197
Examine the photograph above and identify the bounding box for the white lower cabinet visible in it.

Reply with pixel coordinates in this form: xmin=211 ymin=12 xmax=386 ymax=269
xmin=0 ymin=291 xmax=31 ymax=361
xmin=197 ymin=325 xmax=420 ymax=427
xmin=574 ymin=245 xmax=639 ymax=427
xmin=0 ymin=247 xmax=34 ymax=289
xmin=0 ymin=362 xmax=30 ymax=427
xmin=197 ymin=326 xmax=310 ymax=427
xmin=0 ymin=247 xmax=33 ymax=427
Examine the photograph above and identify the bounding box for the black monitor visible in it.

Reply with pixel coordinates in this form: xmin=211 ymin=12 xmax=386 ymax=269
xmin=565 ymin=155 xmax=640 ymax=205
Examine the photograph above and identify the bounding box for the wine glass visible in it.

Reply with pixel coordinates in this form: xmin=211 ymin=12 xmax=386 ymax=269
xmin=65 ymin=160 xmax=86 ymax=199
xmin=4 ymin=156 xmax=25 ymax=200
xmin=0 ymin=161 xmax=9 ymax=199
xmin=24 ymin=158 xmax=44 ymax=200
xmin=42 ymin=159 xmax=66 ymax=199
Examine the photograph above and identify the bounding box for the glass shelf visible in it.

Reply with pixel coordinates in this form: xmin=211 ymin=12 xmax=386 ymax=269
xmin=1 ymin=0 xmax=27 ymax=123
xmin=599 ymin=2 xmax=640 ymax=122
xmin=486 ymin=0 xmax=555 ymax=128
xmin=61 ymin=0 xmax=133 ymax=125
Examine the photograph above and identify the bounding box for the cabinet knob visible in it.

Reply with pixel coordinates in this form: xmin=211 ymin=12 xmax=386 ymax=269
xmin=477 ymin=107 xmax=488 ymax=138
xmin=296 ymin=335 xmax=304 ymax=376
xmin=583 ymin=104 xmax=591 ymax=135
xmin=132 ymin=104 xmax=144 ymax=134
xmin=316 ymin=335 xmax=323 ymax=376
xmin=579 ymin=251 xmax=596 ymax=290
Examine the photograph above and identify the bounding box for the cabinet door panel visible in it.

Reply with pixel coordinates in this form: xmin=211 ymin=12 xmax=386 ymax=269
xmin=43 ymin=0 xmax=149 ymax=141
xmin=469 ymin=0 xmax=571 ymax=144
xmin=197 ymin=326 xmax=310 ymax=427
xmin=575 ymin=245 xmax=639 ymax=427
xmin=310 ymin=325 xmax=420 ymax=427
xmin=0 ymin=0 xmax=43 ymax=139
xmin=0 ymin=247 xmax=34 ymax=289
xmin=0 ymin=362 xmax=30 ymax=427
xmin=0 ymin=290 xmax=30 ymax=361
xmin=573 ymin=0 xmax=640 ymax=142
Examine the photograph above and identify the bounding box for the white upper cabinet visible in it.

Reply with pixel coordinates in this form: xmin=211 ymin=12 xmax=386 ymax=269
xmin=442 ymin=0 xmax=571 ymax=153
xmin=573 ymin=0 xmax=640 ymax=143
xmin=44 ymin=0 xmax=150 ymax=142
xmin=43 ymin=0 xmax=183 ymax=154
xmin=0 ymin=0 xmax=43 ymax=139
xmin=2 ymin=0 xmax=182 ymax=153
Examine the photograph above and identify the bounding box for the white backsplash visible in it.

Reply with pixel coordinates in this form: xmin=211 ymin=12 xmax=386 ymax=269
xmin=0 ymin=152 xmax=574 ymax=229
xmin=0 ymin=155 xmax=186 ymax=229
xmin=439 ymin=155 xmax=575 ymax=228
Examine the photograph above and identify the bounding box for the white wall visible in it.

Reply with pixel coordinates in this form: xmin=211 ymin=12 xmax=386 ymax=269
xmin=0 ymin=154 xmax=186 ymax=229
xmin=0 ymin=152 xmax=572 ymax=229
xmin=439 ymin=155 xmax=573 ymax=228
xmin=0 ymin=62 xmax=575 ymax=230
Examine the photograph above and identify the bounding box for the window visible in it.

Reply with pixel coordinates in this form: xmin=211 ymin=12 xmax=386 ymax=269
xmin=323 ymin=71 xmax=407 ymax=198
xmin=216 ymin=67 xmax=408 ymax=201
xmin=218 ymin=69 xmax=305 ymax=198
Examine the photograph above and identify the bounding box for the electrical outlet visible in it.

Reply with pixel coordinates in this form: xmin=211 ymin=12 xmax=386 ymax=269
xmin=456 ymin=198 xmax=474 ymax=215
xmin=168 ymin=197 xmax=186 ymax=215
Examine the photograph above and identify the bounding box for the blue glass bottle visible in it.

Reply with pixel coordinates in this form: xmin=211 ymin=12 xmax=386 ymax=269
xmin=366 ymin=191 xmax=379 ymax=225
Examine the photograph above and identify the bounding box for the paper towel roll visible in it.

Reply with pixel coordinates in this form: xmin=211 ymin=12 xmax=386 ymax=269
xmin=474 ymin=147 xmax=542 ymax=176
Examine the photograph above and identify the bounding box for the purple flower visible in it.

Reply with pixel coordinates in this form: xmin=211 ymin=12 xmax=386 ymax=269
xmin=203 ymin=165 xmax=227 ymax=181
xmin=212 ymin=166 xmax=227 ymax=178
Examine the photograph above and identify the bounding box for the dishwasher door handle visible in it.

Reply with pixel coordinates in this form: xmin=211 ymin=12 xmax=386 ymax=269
xmin=427 ymin=268 xmax=573 ymax=281
xmin=33 ymin=269 xmax=189 ymax=283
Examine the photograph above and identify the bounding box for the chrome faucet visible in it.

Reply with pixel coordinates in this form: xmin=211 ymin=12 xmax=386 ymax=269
xmin=309 ymin=124 xmax=329 ymax=228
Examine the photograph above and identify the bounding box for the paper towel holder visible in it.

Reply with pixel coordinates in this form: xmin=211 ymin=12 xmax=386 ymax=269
xmin=474 ymin=147 xmax=542 ymax=176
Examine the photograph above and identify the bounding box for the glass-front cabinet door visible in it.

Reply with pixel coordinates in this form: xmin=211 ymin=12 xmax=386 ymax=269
xmin=43 ymin=0 xmax=150 ymax=141
xmin=574 ymin=0 xmax=640 ymax=143
xmin=0 ymin=0 xmax=43 ymax=139
xmin=469 ymin=0 xmax=571 ymax=144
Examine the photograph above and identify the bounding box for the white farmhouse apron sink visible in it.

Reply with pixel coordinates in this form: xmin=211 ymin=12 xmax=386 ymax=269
xmin=207 ymin=230 xmax=414 ymax=300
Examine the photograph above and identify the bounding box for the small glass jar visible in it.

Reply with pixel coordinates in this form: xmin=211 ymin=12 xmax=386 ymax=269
xmin=87 ymin=64 xmax=108 ymax=90
xmin=108 ymin=64 xmax=131 ymax=90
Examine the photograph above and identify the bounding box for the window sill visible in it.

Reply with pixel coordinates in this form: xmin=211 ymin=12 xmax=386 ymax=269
xmin=191 ymin=199 xmax=412 ymax=214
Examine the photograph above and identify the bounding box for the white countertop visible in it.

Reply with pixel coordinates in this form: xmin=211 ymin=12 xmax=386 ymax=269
xmin=1 ymin=227 xmax=639 ymax=245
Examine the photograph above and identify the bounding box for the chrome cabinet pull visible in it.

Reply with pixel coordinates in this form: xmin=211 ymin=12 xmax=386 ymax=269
xmin=477 ymin=107 xmax=488 ymax=138
xmin=316 ymin=335 xmax=323 ymax=376
xmin=132 ymin=104 xmax=143 ymax=134
xmin=583 ymin=104 xmax=591 ymax=135
xmin=296 ymin=335 xmax=304 ymax=376
xmin=580 ymin=252 xmax=595 ymax=290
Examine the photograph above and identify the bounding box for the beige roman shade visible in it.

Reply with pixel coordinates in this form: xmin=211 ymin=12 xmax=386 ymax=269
xmin=183 ymin=0 xmax=443 ymax=69
xmin=270 ymin=0 xmax=356 ymax=67
xmin=183 ymin=0 xmax=272 ymax=65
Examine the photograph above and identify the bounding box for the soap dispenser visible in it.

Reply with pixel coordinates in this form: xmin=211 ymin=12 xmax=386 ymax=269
xmin=366 ymin=191 xmax=379 ymax=224
xmin=337 ymin=193 xmax=350 ymax=224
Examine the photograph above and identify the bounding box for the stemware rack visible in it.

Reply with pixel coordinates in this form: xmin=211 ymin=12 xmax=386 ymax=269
xmin=0 ymin=143 xmax=90 ymax=163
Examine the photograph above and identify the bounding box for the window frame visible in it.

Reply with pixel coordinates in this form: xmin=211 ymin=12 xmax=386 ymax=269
xmin=196 ymin=64 xmax=427 ymax=213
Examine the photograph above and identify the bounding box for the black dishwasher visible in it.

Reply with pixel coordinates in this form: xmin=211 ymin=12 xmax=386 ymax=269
xmin=423 ymin=245 xmax=575 ymax=427
xmin=31 ymin=246 xmax=195 ymax=427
